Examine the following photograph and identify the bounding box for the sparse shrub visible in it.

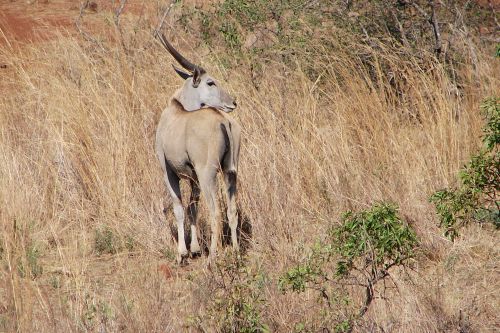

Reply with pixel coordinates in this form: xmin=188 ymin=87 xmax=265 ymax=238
xmin=190 ymin=0 xmax=326 ymax=61
xmin=430 ymin=97 xmax=499 ymax=240
xmin=17 ymin=244 xmax=43 ymax=280
xmin=94 ymin=225 xmax=137 ymax=256
xmin=219 ymin=21 xmax=241 ymax=50
xmin=26 ymin=244 xmax=43 ymax=278
xmin=481 ymin=97 xmax=500 ymax=150
xmin=50 ymin=275 xmax=62 ymax=289
xmin=190 ymin=252 xmax=270 ymax=333
xmin=0 ymin=316 xmax=7 ymax=331
xmin=124 ymin=235 xmax=135 ymax=252
xmin=79 ymin=293 xmax=115 ymax=332
xmin=160 ymin=247 xmax=176 ymax=261
xmin=10 ymin=219 xmax=43 ymax=279
xmin=94 ymin=226 xmax=119 ymax=255
xmin=280 ymin=203 xmax=418 ymax=327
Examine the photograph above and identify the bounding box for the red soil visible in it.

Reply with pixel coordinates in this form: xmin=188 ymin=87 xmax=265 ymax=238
xmin=0 ymin=1 xmax=75 ymax=44
xmin=0 ymin=0 xmax=146 ymax=45
xmin=157 ymin=263 xmax=173 ymax=280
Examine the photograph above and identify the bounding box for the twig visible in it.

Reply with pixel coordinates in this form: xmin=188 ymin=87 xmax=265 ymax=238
xmin=412 ymin=0 xmax=442 ymax=56
xmin=429 ymin=0 xmax=442 ymax=56
xmin=114 ymin=0 xmax=128 ymax=51
xmin=75 ymin=0 xmax=106 ymax=51
xmin=390 ymin=7 xmax=410 ymax=48
xmin=488 ymin=0 xmax=500 ymax=30
xmin=345 ymin=0 xmax=352 ymax=11
xmin=358 ymin=281 xmax=374 ymax=317
xmin=154 ymin=1 xmax=176 ymax=37
xmin=114 ymin=0 xmax=128 ymax=27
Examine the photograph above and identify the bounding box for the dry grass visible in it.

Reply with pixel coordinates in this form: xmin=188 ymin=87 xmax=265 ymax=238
xmin=0 ymin=4 xmax=499 ymax=332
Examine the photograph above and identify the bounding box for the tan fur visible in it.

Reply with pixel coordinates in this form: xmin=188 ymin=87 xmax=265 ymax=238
xmin=156 ymin=97 xmax=241 ymax=264
xmin=155 ymin=33 xmax=240 ymax=264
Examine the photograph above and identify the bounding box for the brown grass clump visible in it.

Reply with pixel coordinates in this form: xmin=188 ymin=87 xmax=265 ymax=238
xmin=0 ymin=2 xmax=499 ymax=332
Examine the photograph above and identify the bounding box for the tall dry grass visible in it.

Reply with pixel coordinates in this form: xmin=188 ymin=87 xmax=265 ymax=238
xmin=0 ymin=6 xmax=499 ymax=332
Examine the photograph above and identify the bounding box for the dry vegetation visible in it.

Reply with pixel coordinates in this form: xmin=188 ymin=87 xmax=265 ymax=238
xmin=0 ymin=0 xmax=499 ymax=332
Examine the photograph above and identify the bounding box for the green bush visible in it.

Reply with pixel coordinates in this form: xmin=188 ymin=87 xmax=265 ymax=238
xmin=280 ymin=203 xmax=418 ymax=326
xmin=481 ymin=97 xmax=500 ymax=150
xmin=430 ymin=97 xmax=499 ymax=240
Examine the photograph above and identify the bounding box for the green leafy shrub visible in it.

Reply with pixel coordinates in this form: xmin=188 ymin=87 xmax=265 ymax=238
xmin=334 ymin=204 xmax=418 ymax=279
xmin=430 ymin=97 xmax=499 ymax=240
xmin=280 ymin=203 xmax=418 ymax=326
xmin=79 ymin=294 xmax=114 ymax=332
xmin=481 ymin=97 xmax=500 ymax=150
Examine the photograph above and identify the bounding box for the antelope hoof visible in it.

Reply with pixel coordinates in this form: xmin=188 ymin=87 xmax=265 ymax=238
xmin=176 ymin=251 xmax=189 ymax=266
xmin=190 ymin=251 xmax=202 ymax=259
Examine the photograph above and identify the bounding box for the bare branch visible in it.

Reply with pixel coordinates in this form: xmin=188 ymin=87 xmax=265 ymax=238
xmin=358 ymin=280 xmax=374 ymax=317
xmin=429 ymin=0 xmax=442 ymax=56
xmin=155 ymin=1 xmax=176 ymax=36
xmin=412 ymin=1 xmax=442 ymax=56
xmin=389 ymin=7 xmax=410 ymax=48
xmin=114 ymin=0 xmax=128 ymax=27
xmin=113 ymin=0 xmax=128 ymax=51
xmin=488 ymin=0 xmax=500 ymax=30
xmin=412 ymin=1 xmax=428 ymax=17
xmin=75 ymin=0 xmax=106 ymax=51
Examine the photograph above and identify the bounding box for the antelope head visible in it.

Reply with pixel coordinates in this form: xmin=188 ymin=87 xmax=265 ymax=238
xmin=156 ymin=32 xmax=237 ymax=113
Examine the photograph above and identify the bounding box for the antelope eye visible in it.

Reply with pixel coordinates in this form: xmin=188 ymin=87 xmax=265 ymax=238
xmin=207 ymin=81 xmax=216 ymax=86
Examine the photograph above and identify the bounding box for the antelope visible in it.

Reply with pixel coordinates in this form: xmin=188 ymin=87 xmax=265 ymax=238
xmin=154 ymin=32 xmax=241 ymax=265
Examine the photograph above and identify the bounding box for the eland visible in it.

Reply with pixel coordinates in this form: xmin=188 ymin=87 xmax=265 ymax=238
xmin=154 ymin=32 xmax=241 ymax=265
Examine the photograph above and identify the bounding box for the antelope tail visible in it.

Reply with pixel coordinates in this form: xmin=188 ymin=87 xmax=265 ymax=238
xmin=220 ymin=123 xmax=237 ymax=173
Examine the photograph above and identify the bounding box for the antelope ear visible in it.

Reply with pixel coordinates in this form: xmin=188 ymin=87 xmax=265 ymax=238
xmin=192 ymin=67 xmax=203 ymax=88
xmin=172 ymin=65 xmax=192 ymax=80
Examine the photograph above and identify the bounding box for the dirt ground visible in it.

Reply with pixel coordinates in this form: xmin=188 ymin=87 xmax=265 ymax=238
xmin=0 ymin=0 xmax=150 ymax=45
xmin=0 ymin=0 xmax=78 ymax=44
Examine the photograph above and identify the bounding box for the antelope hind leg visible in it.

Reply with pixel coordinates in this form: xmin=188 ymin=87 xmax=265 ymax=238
xmin=188 ymin=179 xmax=201 ymax=256
xmin=198 ymin=170 xmax=221 ymax=263
xmin=224 ymin=171 xmax=239 ymax=250
xmin=164 ymin=167 xmax=188 ymax=264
